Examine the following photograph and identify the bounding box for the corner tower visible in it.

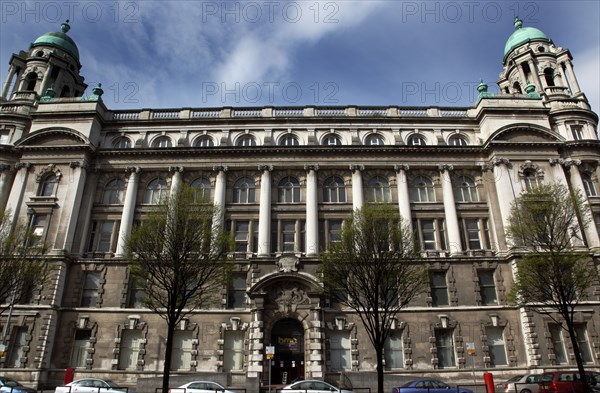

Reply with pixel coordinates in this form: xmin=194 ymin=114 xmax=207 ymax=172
xmin=0 ymin=20 xmax=87 ymax=101
xmin=498 ymin=17 xmax=588 ymax=106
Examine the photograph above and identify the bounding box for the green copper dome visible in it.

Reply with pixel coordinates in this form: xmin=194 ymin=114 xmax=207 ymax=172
xmin=31 ymin=20 xmax=79 ymax=61
xmin=504 ymin=17 xmax=550 ymax=61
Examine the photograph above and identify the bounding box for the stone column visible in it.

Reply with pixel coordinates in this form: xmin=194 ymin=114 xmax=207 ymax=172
xmin=517 ymin=63 xmax=528 ymax=91
xmin=40 ymin=63 xmax=54 ymax=95
xmin=305 ymin=164 xmax=319 ymax=256
xmin=558 ymin=64 xmax=570 ymax=91
xmin=527 ymin=60 xmax=542 ymax=92
xmin=349 ymin=164 xmax=364 ymax=210
xmin=491 ymin=158 xmax=517 ymax=239
xmin=169 ymin=166 xmax=184 ymax=196
xmin=394 ymin=164 xmax=412 ymax=230
xmin=563 ymin=159 xmax=599 ymax=248
xmin=116 ymin=167 xmax=140 ymax=256
xmin=4 ymin=162 xmax=31 ymax=222
xmin=60 ymin=161 xmax=88 ymax=252
xmin=0 ymin=164 xmax=15 ymax=211
xmin=438 ymin=164 xmax=462 ymax=254
xmin=564 ymin=61 xmax=581 ymax=95
xmin=213 ymin=165 xmax=228 ymax=226
xmin=1 ymin=65 xmax=16 ymax=99
xmin=257 ymin=165 xmax=273 ymax=257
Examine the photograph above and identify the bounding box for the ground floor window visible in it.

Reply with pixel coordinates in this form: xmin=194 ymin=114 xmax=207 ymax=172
xmin=223 ymin=330 xmax=245 ymax=371
xmin=171 ymin=330 xmax=193 ymax=370
xmin=384 ymin=331 xmax=404 ymax=369
xmin=435 ymin=328 xmax=455 ymax=368
xmin=329 ymin=331 xmax=351 ymax=371
xmin=118 ymin=329 xmax=142 ymax=370
xmin=486 ymin=327 xmax=507 ymax=366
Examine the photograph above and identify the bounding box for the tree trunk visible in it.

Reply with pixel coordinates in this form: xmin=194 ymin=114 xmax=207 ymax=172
xmin=162 ymin=318 xmax=176 ymax=393
xmin=566 ymin=320 xmax=590 ymax=393
xmin=376 ymin=344 xmax=384 ymax=393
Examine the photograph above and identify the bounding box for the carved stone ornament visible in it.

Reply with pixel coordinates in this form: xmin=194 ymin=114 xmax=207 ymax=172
xmin=274 ymin=285 xmax=311 ymax=313
xmin=277 ymin=255 xmax=299 ymax=273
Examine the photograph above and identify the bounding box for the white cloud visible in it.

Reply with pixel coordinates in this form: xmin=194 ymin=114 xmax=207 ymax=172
xmin=573 ymin=46 xmax=600 ymax=112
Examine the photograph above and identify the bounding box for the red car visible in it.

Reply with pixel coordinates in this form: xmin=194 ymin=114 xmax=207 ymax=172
xmin=538 ymin=371 xmax=599 ymax=393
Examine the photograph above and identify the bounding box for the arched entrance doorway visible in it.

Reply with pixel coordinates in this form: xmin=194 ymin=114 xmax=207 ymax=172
xmin=271 ymin=318 xmax=304 ymax=385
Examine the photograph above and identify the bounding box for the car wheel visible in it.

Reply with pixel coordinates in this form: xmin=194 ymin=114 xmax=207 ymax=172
xmin=520 ymin=389 xmax=531 ymax=393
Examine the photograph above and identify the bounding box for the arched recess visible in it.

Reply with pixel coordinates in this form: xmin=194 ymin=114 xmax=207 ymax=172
xmin=485 ymin=123 xmax=563 ymax=145
xmin=15 ymin=127 xmax=92 ymax=148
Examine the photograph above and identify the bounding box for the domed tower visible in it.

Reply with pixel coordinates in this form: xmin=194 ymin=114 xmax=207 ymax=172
xmin=498 ymin=17 xmax=587 ymax=104
xmin=0 ymin=20 xmax=87 ymax=101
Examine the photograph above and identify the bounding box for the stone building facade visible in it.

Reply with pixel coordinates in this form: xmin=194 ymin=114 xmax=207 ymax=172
xmin=0 ymin=18 xmax=599 ymax=392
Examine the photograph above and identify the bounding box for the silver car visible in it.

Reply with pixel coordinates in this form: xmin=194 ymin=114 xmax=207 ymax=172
xmin=282 ymin=380 xmax=355 ymax=393
xmin=169 ymin=381 xmax=236 ymax=393
xmin=55 ymin=378 xmax=129 ymax=393
xmin=497 ymin=374 xmax=541 ymax=393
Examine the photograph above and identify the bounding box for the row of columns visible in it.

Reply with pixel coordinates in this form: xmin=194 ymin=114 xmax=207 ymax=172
xmin=515 ymin=58 xmax=581 ymax=96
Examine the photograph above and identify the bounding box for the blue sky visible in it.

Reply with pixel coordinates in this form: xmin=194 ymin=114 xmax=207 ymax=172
xmin=1 ymin=1 xmax=599 ymax=110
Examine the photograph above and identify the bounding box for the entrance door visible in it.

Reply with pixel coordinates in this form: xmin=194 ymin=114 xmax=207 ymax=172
xmin=271 ymin=318 xmax=304 ymax=385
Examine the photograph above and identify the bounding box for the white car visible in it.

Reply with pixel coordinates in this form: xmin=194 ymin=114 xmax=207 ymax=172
xmin=169 ymin=381 xmax=236 ymax=393
xmin=282 ymin=380 xmax=355 ymax=393
xmin=55 ymin=379 xmax=129 ymax=393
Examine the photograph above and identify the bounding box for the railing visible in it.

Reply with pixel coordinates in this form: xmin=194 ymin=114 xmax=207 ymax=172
xmin=357 ymin=108 xmax=387 ymax=116
xmin=399 ymin=108 xmax=428 ymax=117
xmin=113 ymin=111 xmax=140 ymax=120
xmin=274 ymin=108 xmax=304 ymax=117
xmin=440 ymin=109 xmax=468 ymax=117
xmin=192 ymin=109 xmax=220 ymax=118
xmin=316 ymin=108 xmax=347 ymax=116
xmin=233 ymin=109 xmax=262 ymax=117
xmin=152 ymin=110 xmax=180 ymax=119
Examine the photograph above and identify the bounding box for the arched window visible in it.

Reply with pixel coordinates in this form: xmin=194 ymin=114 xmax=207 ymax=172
xmin=366 ymin=134 xmax=385 ymax=146
xmin=112 ymin=137 xmax=131 ymax=149
xmin=237 ymin=135 xmax=256 ymax=147
xmin=453 ymin=176 xmax=478 ymax=202
xmin=323 ymin=134 xmax=342 ymax=146
xmin=544 ymin=68 xmax=555 ymax=87
xmin=448 ymin=135 xmax=468 ymax=146
xmin=278 ymin=176 xmax=301 ymax=203
xmin=581 ymin=173 xmax=597 ymax=197
xmin=409 ymin=176 xmax=435 ymax=202
xmin=191 ymin=178 xmax=211 ymax=201
xmin=407 ymin=135 xmax=426 ymax=146
xmin=280 ymin=135 xmax=299 ymax=146
xmin=522 ymin=169 xmax=540 ymax=192
xmin=513 ymin=81 xmax=522 ymax=94
xmin=39 ymin=174 xmax=58 ymax=196
xmin=366 ymin=176 xmax=391 ymax=203
xmin=233 ymin=178 xmax=256 ymax=203
xmin=323 ymin=176 xmax=346 ymax=203
xmin=194 ymin=136 xmax=214 ymax=147
xmin=152 ymin=136 xmax=172 ymax=148
xmin=24 ymin=72 xmax=37 ymax=91
xmin=102 ymin=179 xmax=125 ymax=204
xmin=144 ymin=178 xmax=167 ymax=204
xmin=60 ymin=85 xmax=71 ymax=97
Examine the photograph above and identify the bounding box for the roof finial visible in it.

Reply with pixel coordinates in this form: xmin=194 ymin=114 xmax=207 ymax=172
xmin=514 ymin=16 xmax=523 ymax=30
xmin=61 ymin=19 xmax=71 ymax=33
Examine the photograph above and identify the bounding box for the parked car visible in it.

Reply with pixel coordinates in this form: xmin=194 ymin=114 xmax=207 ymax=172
xmin=55 ymin=378 xmax=129 ymax=393
xmin=539 ymin=371 xmax=600 ymax=393
xmin=168 ymin=381 xmax=235 ymax=393
xmin=282 ymin=380 xmax=355 ymax=393
xmin=0 ymin=377 xmax=36 ymax=393
xmin=392 ymin=379 xmax=473 ymax=393
xmin=497 ymin=374 xmax=542 ymax=393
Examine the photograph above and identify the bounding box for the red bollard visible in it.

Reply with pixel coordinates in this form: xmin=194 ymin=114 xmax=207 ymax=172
xmin=484 ymin=372 xmax=495 ymax=393
xmin=64 ymin=367 xmax=74 ymax=385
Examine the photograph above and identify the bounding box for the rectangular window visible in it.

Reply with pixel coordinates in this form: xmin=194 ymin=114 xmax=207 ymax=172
xmin=87 ymin=221 xmax=119 ymax=253
xmin=329 ymin=331 xmax=351 ymax=371
xmin=435 ymin=328 xmax=456 ymax=368
xmin=234 ymin=221 xmax=249 ymax=253
xmin=571 ymin=125 xmax=584 ymax=140
xmin=8 ymin=327 xmax=28 ymax=368
xmin=171 ymin=330 xmax=193 ymax=370
xmin=0 ymin=130 xmax=9 ymax=144
xmin=463 ymin=219 xmax=482 ymax=250
xmin=127 ymin=278 xmax=145 ymax=308
xmin=223 ymin=330 xmax=245 ymax=371
xmin=487 ymin=327 xmax=507 ymax=366
xmin=320 ymin=219 xmax=344 ymax=251
xmin=118 ymin=329 xmax=142 ymax=370
xmin=478 ymin=270 xmax=498 ymax=305
xmin=549 ymin=324 xmax=567 ymax=364
xmin=227 ymin=275 xmax=246 ymax=309
xmin=415 ymin=218 xmax=447 ymax=252
xmin=30 ymin=214 xmax=47 ymax=246
xmin=421 ymin=219 xmax=436 ymax=250
xmin=80 ymin=272 xmax=100 ymax=307
xmin=595 ymin=215 xmax=600 ymax=236
xmin=71 ymin=329 xmax=92 ymax=368
xmin=429 ymin=271 xmax=449 ymax=307
xmin=282 ymin=220 xmax=296 ymax=252
xmin=384 ymin=331 xmax=404 ymax=369
xmin=574 ymin=324 xmax=593 ymax=363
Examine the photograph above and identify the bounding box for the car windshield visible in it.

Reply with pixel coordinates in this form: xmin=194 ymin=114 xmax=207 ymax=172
xmin=2 ymin=380 xmax=20 ymax=387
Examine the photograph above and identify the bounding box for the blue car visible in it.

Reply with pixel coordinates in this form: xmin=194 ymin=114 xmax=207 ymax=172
xmin=392 ymin=379 xmax=473 ymax=393
xmin=0 ymin=377 xmax=36 ymax=393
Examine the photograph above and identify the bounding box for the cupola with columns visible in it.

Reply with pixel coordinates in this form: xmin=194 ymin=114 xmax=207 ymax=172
xmin=498 ymin=17 xmax=589 ymax=107
xmin=0 ymin=20 xmax=87 ymax=102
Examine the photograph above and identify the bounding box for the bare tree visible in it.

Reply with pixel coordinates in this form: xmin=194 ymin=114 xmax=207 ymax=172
xmin=320 ymin=204 xmax=427 ymax=393
xmin=507 ymin=183 xmax=598 ymax=392
xmin=125 ymin=186 xmax=232 ymax=392
xmin=0 ymin=210 xmax=50 ymax=343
